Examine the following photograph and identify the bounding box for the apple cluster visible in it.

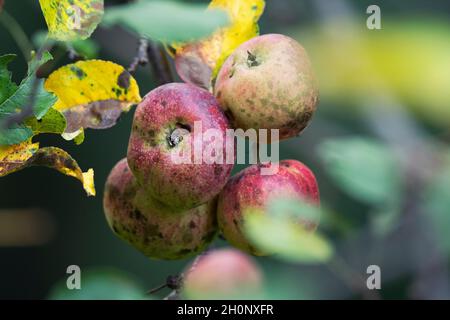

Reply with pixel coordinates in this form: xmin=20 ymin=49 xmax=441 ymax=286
xmin=103 ymin=34 xmax=320 ymax=260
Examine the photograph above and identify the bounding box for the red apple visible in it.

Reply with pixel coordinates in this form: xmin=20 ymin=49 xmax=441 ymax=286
xmin=127 ymin=83 xmax=234 ymax=212
xmin=217 ymin=160 xmax=320 ymax=256
xmin=214 ymin=34 xmax=319 ymax=141
xmin=103 ymin=159 xmax=217 ymax=260
xmin=182 ymin=249 xmax=263 ymax=299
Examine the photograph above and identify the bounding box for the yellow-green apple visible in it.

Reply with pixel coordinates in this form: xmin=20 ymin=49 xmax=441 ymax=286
xmin=214 ymin=34 xmax=319 ymax=141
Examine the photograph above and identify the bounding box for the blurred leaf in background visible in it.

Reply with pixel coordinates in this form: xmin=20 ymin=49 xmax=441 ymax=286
xmin=102 ymin=0 xmax=229 ymax=43
xmin=318 ymin=137 xmax=402 ymax=207
xmin=244 ymin=206 xmax=333 ymax=264
xmin=297 ymin=19 xmax=450 ymax=127
xmin=33 ymin=31 xmax=100 ymax=59
xmin=48 ymin=268 xmax=147 ymax=300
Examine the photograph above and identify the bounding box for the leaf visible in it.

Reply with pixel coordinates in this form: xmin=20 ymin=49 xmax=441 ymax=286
xmin=33 ymin=30 xmax=100 ymax=59
xmin=0 ymin=54 xmax=18 ymax=105
xmin=267 ymin=197 xmax=321 ymax=226
xmin=0 ymin=140 xmax=39 ymax=176
xmin=48 ymin=268 xmax=147 ymax=300
xmin=317 ymin=137 xmax=402 ymax=206
xmin=171 ymin=0 xmax=265 ymax=88
xmin=44 ymin=60 xmax=141 ymax=134
xmin=244 ymin=210 xmax=333 ymax=264
xmin=0 ymin=143 xmax=95 ymax=196
xmin=39 ymin=0 xmax=104 ymax=41
xmin=102 ymin=0 xmax=228 ymax=43
xmin=25 ymin=108 xmax=67 ymax=135
xmin=0 ymin=52 xmax=57 ymax=146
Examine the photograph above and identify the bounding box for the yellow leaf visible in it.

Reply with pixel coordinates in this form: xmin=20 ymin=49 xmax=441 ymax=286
xmin=45 ymin=60 xmax=141 ymax=133
xmin=0 ymin=143 xmax=95 ymax=196
xmin=171 ymin=0 xmax=265 ymax=88
xmin=0 ymin=140 xmax=39 ymax=176
xmin=39 ymin=0 xmax=104 ymax=41
xmin=32 ymin=147 xmax=96 ymax=196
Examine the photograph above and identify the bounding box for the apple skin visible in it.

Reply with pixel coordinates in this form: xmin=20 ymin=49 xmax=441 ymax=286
xmin=217 ymin=160 xmax=320 ymax=256
xmin=183 ymin=249 xmax=263 ymax=299
xmin=214 ymin=34 xmax=319 ymax=141
xmin=103 ymin=159 xmax=218 ymax=260
xmin=127 ymin=83 xmax=234 ymax=212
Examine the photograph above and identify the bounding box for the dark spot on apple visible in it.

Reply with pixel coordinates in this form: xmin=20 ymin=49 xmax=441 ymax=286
xmin=146 ymin=224 xmax=160 ymax=237
xmin=189 ymin=221 xmax=196 ymax=229
xmin=133 ymin=209 xmax=144 ymax=220
xmin=117 ymin=70 xmax=131 ymax=89
xmin=161 ymin=100 xmax=167 ymax=107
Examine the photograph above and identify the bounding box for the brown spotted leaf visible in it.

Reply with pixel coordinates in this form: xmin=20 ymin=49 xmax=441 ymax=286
xmin=44 ymin=60 xmax=141 ymax=135
xmin=0 ymin=142 xmax=95 ymax=196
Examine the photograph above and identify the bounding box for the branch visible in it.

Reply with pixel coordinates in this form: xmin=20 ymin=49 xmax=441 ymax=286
xmin=128 ymin=38 xmax=149 ymax=73
xmin=147 ymin=40 xmax=173 ymax=85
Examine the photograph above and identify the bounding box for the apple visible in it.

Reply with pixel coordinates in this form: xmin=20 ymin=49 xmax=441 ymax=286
xmin=217 ymin=160 xmax=320 ymax=256
xmin=182 ymin=249 xmax=263 ymax=299
xmin=214 ymin=34 xmax=319 ymax=141
xmin=103 ymin=158 xmax=217 ymax=260
xmin=127 ymin=83 xmax=234 ymax=212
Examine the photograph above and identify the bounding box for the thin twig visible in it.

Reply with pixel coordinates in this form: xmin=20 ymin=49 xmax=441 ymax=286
xmin=66 ymin=43 xmax=83 ymax=61
xmin=147 ymin=40 xmax=173 ymax=85
xmin=128 ymin=38 xmax=149 ymax=73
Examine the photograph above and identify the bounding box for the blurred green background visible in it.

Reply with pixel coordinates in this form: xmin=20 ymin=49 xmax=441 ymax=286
xmin=1 ymin=0 xmax=450 ymax=299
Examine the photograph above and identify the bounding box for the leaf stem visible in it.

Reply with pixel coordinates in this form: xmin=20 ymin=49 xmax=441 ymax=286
xmin=0 ymin=10 xmax=33 ymax=61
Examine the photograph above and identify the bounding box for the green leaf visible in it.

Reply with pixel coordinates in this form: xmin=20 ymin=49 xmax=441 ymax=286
xmin=33 ymin=30 xmax=100 ymax=59
xmin=25 ymin=108 xmax=67 ymax=135
xmin=0 ymin=52 xmax=57 ymax=145
xmin=267 ymin=197 xmax=322 ymax=225
xmin=318 ymin=137 xmax=402 ymax=205
xmin=48 ymin=268 xmax=147 ymax=300
xmin=0 ymin=54 xmax=18 ymax=105
xmin=244 ymin=210 xmax=334 ymax=264
xmin=102 ymin=0 xmax=229 ymax=43
xmin=0 ymin=125 xmax=33 ymax=146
